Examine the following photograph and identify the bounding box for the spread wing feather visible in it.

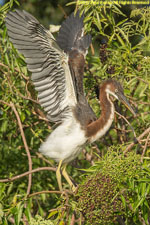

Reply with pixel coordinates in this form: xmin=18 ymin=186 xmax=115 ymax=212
xmin=57 ymin=11 xmax=91 ymax=54
xmin=5 ymin=9 xmax=77 ymax=122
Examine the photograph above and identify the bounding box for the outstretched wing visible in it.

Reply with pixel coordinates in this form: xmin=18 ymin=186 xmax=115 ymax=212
xmin=5 ymin=9 xmax=77 ymax=122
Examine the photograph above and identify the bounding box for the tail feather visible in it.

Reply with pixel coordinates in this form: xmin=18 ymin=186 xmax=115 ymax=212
xmin=56 ymin=11 xmax=91 ymax=54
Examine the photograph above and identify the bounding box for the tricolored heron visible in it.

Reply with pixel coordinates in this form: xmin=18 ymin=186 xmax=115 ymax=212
xmin=5 ymin=10 xmax=135 ymax=192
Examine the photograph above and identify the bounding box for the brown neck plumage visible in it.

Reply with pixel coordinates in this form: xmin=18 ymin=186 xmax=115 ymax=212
xmin=85 ymin=88 xmax=114 ymax=142
xmin=68 ymin=50 xmax=85 ymax=99
xmin=69 ymin=50 xmax=97 ymax=126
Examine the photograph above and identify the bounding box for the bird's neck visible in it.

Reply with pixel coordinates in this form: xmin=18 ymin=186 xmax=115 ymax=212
xmin=86 ymin=92 xmax=115 ymax=143
xmin=68 ymin=50 xmax=85 ymax=99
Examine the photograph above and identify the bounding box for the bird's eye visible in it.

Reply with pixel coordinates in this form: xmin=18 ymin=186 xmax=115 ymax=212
xmin=115 ymin=89 xmax=118 ymax=93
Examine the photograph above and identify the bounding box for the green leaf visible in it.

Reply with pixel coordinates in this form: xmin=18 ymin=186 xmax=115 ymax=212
xmin=120 ymin=194 xmax=127 ymax=208
xmin=48 ymin=210 xmax=58 ymax=219
xmin=133 ymin=197 xmax=145 ymax=212
xmin=1 ymin=120 xmax=8 ymax=133
xmin=20 ymin=111 xmax=26 ymax=122
xmin=14 ymin=202 xmax=24 ymax=225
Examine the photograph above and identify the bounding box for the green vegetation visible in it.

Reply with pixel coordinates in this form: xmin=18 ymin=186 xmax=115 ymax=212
xmin=0 ymin=0 xmax=150 ymax=224
xmin=77 ymin=150 xmax=149 ymax=224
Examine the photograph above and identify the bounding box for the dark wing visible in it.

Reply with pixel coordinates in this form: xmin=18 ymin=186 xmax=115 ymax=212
xmin=56 ymin=11 xmax=92 ymax=54
xmin=57 ymin=11 xmax=96 ymax=125
xmin=57 ymin=10 xmax=92 ymax=100
xmin=5 ymin=9 xmax=77 ymax=122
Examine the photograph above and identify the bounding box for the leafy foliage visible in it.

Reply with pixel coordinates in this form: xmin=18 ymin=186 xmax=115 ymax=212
xmin=30 ymin=215 xmax=54 ymax=225
xmin=77 ymin=149 xmax=150 ymax=224
xmin=0 ymin=0 xmax=150 ymax=224
xmin=78 ymin=172 xmax=123 ymax=225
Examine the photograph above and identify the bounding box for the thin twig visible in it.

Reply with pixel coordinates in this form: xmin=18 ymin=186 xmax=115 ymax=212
xmin=70 ymin=213 xmax=75 ymax=225
xmin=0 ymin=99 xmax=11 ymax=106
xmin=90 ymin=43 xmax=95 ymax=55
xmin=0 ymin=99 xmax=33 ymax=195
xmin=36 ymin=152 xmax=54 ymax=167
xmin=0 ymin=62 xmax=29 ymax=80
xmin=141 ymin=131 xmax=150 ymax=163
xmin=0 ymin=167 xmax=56 ymax=183
xmin=28 ymin=190 xmax=62 ymax=198
xmin=2 ymin=68 xmax=38 ymax=104
xmin=28 ymin=189 xmax=73 ymax=198
xmin=8 ymin=217 xmax=15 ymax=224
xmin=115 ymin=111 xmax=137 ymax=138
xmin=136 ymin=77 xmax=149 ymax=85
xmin=115 ymin=111 xmax=136 ymax=141
xmin=10 ymin=102 xmax=32 ymax=196
xmin=58 ymin=4 xmax=67 ymax=18
xmin=124 ymin=127 xmax=150 ymax=154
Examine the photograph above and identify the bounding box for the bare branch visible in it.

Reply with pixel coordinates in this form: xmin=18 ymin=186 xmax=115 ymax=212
xmin=28 ymin=189 xmax=73 ymax=198
xmin=141 ymin=131 xmax=150 ymax=162
xmin=70 ymin=213 xmax=75 ymax=225
xmin=10 ymin=102 xmax=32 ymax=196
xmin=124 ymin=127 xmax=150 ymax=153
xmin=0 ymin=167 xmax=56 ymax=182
xmin=0 ymin=62 xmax=29 ymax=80
xmin=28 ymin=190 xmax=62 ymax=198
xmin=115 ymin=111 xmax=137 ymax=138
xmin=0 ymin=100 xmax=11 ymax=106
xmin=36 ymin=152 xmax=54 ymax=167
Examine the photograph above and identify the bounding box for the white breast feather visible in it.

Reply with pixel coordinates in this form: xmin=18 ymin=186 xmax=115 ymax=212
xmin=39 ymin=118 xmax=87 ymax=163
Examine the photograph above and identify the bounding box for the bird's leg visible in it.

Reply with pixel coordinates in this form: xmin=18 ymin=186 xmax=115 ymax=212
xmin=56 ymin=160 xmax=63 ymax=192
xmin=62 ymin=163 xmax=77 ymax=192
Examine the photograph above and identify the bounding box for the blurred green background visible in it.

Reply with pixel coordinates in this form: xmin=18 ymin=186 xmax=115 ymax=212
xmin=0 ymin=0 xmax=150 ymax=224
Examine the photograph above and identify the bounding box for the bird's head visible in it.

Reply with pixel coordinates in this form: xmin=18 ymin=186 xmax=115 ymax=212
xmin=100 ymin=79 xmax=136 ymax=116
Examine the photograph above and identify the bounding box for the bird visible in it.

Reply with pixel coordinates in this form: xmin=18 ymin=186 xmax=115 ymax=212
xmin=5 ymin=10 xmax=136 ymax=192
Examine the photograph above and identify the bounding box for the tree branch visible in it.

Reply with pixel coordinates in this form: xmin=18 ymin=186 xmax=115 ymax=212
xmin=124 ymin=127 xmax=150 ymax=153
xmin=28 ymin=190 xmax=62 ymax=198
xmin=141 ymin=131 xmax=150 ymax=162
xmin=0 ymin=167 xmax=56 ymax=182
xmin=10 ymin=102 xmax=32 ymax=196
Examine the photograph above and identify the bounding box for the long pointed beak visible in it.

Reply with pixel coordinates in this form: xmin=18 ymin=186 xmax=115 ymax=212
xmin=118 ymin=93 xmax=136 ymax=117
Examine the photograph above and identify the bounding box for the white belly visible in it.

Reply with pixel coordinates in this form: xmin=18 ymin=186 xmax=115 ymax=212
xmin=39 ymin=119 xmax=87 ymax=163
